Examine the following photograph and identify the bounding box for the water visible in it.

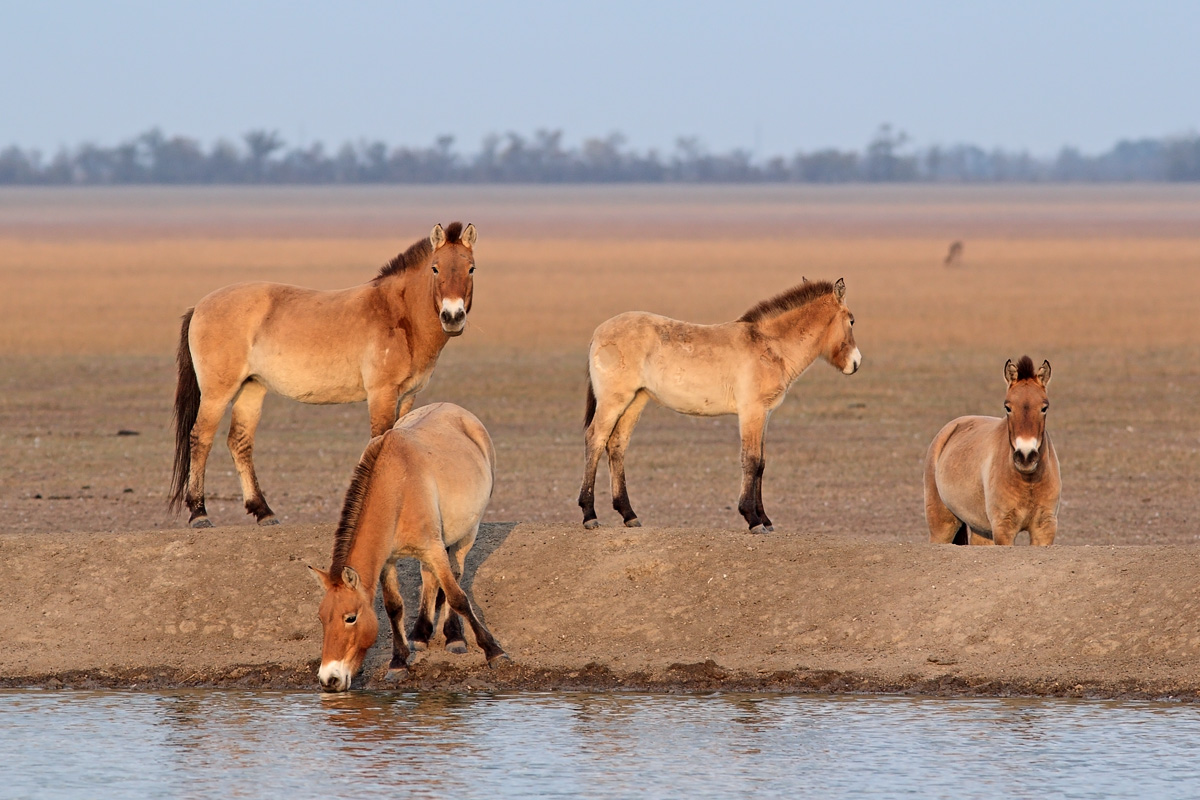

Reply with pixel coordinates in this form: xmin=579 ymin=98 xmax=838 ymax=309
xmin=1 ymin=690 xmax=1198 ymax=799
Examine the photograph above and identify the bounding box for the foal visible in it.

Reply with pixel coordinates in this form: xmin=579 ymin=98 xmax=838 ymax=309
xmin=309 ymin=403 xmax=506 ymax=692
xmin=925 ymin=356 xmax=1061 ymax=545
xmin=170 ymin=222 xmax=477 ymax=528
xmin=578 ymin=278 xmax=861 ymax=533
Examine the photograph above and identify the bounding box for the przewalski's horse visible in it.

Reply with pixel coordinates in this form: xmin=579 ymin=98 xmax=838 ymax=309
xmin=308 ymin=402 xmax=507 ymax=693
xmin=169 ymin=222 xmax=478 ymax=528
xmin=925 ymin=356 xmax=1061 ymax=546
xmin=578 ymin=278 xmax=861 ymax=534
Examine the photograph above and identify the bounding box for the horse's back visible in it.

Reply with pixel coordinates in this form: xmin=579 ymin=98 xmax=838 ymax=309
xmin=589 ymin=312 xmax=747 ymax=414
xmin=389 ymin=403 xmax=494 ymax=537
xmin=189 ymin=281 xmax=379 ymax=402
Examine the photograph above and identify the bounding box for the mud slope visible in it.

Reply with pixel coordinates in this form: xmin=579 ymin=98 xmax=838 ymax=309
xmin=2 ymin=522 xmax=1198 ymax=698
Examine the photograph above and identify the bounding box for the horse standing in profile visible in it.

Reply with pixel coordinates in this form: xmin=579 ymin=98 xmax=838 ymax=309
xmin=924 ymin=356 xmax=1060 ymax=546
xmin=578 ymin=278 xmax=862 ymax=534
xmin=169 ymin=222 xmax=478 ymax=528
xmin=308 ymin=402 xmax=507 ymax=693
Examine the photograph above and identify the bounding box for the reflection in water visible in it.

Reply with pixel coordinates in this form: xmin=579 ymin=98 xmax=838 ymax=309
xmin=1 ymin=691 xmax=1198 ymax=799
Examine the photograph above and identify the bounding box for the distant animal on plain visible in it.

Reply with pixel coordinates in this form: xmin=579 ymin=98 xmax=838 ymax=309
xmin=579 ymin=278 xmax=861 ymax=534
xmin=309 ymin=402 xmax=507 ymax=693
xmin=944 ymin=240 xmax=964 ymax=267
xmin=169 ymin=222 xmax=478 ymax=528
xmin=924 ymin=356 xmax=1060 ymax=546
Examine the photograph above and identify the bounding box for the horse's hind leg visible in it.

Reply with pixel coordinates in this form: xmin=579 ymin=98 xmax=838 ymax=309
xmin=228 ymin=379 xmax=277 ymax=525
xmin=924 ymin=467 xmax=964 ymax=544
xmin=423 ymin=543 xmax=507 ymax=666
xmin=185 ymin=388 xmax=239 ymax=528
xmin=409 ymin=564 xmax=441 ymax=651
xmin=439 ymin=531 xmax=476 ymax=653
xmin=380 ymin=562 xmax=412 ymax=673
xmin=607 ymin=390 xmax=650 ymax=527
xmin=579 ymin=388 xmax=638 ymax=530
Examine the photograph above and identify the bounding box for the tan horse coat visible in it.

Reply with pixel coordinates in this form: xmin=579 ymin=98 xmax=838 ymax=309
xmin=309 ymin=402 xmax=504 ymax=692
xmin=579 ymin=279 xmax=861 ymax=533
xmin=170 ymin=222 xmax=477 ymax=528
xmin=925 ymin=357 xmax=1060 ymax=546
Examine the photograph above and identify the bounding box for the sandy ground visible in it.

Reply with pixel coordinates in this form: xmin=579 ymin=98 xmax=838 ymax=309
xmin=1 ymin=185 xmax=1198 ymax=694
xmin=3 ymin=522 xmax=1199 ymax=699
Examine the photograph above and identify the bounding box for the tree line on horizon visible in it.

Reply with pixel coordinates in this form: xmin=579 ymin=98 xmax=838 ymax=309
xmin=2 ymin=125 xmax=1199 ymax=184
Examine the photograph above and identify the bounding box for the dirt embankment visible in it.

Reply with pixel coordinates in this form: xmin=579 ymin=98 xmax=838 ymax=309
xmin=3 ymin=522 xmax=1199 ymax=699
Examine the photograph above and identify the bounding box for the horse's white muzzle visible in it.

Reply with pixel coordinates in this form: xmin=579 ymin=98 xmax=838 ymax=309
xmin=843 ymin=348 xmax=862 ymax=375
xmin=440 ymin=298 xmax=467 ymax=336
xmin=1012 ymin=436 xmax=1041 ymax=473
xmin=318 ymin=660 xmax=353 ymax=693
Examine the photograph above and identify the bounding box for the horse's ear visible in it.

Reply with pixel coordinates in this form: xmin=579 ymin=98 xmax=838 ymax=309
xmin=308 ymin=565 xmax=333 ymax=591
xmin=1037 ymin=360 xmax=1052 ymax=387
xmin=1004 ymin=359 xmax=1019 ymax=386
xmin=833 ymin=278 xmax=846 ymax=302
xmin=430 ymin=224 xmax=447 ymax=250
xmin=801 ymin=275 xmax=808 ymax=283
xmin=462 ymin=223 xmax=477 ymax=249
xmin=342 ymin=566 xmax=361 ymax=590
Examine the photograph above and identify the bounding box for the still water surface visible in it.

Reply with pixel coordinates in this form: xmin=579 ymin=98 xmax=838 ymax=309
xmin=1 ymin=690 xmax=1198 ymax=799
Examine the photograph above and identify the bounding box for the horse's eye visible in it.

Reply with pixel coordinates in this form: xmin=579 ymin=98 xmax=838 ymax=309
xmin=344 ymin=614 xmax=357 ymax=625
xmin=431 ymin=266 xmax=439 ymax=275
xmin=1041 ymin=405 xmax=1049 ymax=413
xmin=469 ymin=266 xmax=475 ymax=274
xmin=1004 ymin=404 xmax=1012 ymax=413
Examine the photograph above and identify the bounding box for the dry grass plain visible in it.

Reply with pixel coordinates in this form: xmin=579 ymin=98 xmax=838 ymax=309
xmin=3 ymin=185 xmax=1200 ymax=694
xmin=1 ymin=185 xmax=1197 ymax=545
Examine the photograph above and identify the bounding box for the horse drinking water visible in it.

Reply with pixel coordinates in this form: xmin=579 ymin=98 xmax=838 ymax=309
xmin=309 ymin=402 xmax=507 ymax=692
xmin=924 ymin=356 xmax=1061 ymax=545
xmin=578 ymin=278 xmax=861 ymax=533
xmin=169 ymin=222 xmax=477 ymax=528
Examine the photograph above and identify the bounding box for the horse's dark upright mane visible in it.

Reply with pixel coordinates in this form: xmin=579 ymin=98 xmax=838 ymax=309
xmin=738 ymin=280 xmax=834 ymax=324
xmin=329 ymin=435 xmax=388 ymax=581
xmin=376 ymin=221 xmax=465 ymax=280
xmin=1014 ymin=355 xmax=1036 ymax=381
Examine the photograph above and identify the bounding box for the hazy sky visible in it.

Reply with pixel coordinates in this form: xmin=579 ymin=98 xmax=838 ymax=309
xmin=3 ymin=1 xmax=1197 ymax=157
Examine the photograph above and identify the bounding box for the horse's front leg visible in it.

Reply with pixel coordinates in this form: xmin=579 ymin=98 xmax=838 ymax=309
xmin=736 ymin=410 xmax=768 ymax=533
xmin=752 ymin=415 xmax=773 ymax=532
xmin=366 ymin=385 xmax=401 ymax=437
xmin=1029 ymin=508 xmax=1058 ymax=546
xmin=380 ymin=562 xmax=411 ymax=675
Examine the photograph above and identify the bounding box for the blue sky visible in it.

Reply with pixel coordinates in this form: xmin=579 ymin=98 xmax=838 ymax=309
xmin=2 ymin=0 xmax=1196 ymax=157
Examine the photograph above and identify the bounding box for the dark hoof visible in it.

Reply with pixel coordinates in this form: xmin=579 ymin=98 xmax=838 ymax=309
xmin=487 ymin=652 xmax=512 ymax=669
xmin=623 ymin=517 xmax=641 ymax=528
xmin=257 ymin=515 xmax=279 ymax=526
xmin=749 ymin=524 xmax=768 ymax=534
xmin=583 ymin=519 xmax=600 ymax=530
xmin=190 ymin=517 xmax=213 ymax=529
xmin=446 ymin=640 xmax=468 ymax=655
xmin=411 ymin=640 xmax=428 ymax=652
xmin=385 ymin=667 xmax=410 ymax=683
xmin=763 ymin=524 xmax=775 ymax=533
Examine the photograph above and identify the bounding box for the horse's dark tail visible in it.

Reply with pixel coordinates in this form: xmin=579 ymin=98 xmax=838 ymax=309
xmin=169 ymin=309 xmax=200 ymax=514
xmin=952 ymin=522 xmax=969 ymax=546
xmin=584 ymin=364 xmax=597 ymax=429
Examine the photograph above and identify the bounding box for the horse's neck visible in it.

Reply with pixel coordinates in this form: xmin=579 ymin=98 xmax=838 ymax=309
xmin=376 ymin=271 xmax=447 ymax=354
xmin=755 ymin=306 xmax=829 ymax=381
xmin=343 ymin=521 xmax=390 ymax=598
